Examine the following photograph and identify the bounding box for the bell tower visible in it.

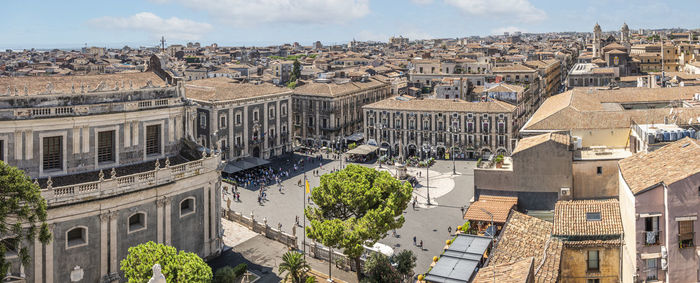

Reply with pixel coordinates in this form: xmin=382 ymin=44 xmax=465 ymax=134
xmin=593 ymin=23 xmax=602 ymax=58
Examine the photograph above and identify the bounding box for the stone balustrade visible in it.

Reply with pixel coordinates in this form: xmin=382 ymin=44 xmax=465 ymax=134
xmin=41 ymin=154 xmax=220 ymax=207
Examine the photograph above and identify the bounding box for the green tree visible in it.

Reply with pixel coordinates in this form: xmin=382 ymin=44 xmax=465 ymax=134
xmin=278 ymin=251 xmax=310 ymax=283
xmin=305 ymin=164 xmax=412 ymax=281
xmin=361 ymin=252 xmax=401 ymax=283
xmin=290 ymin=59 xmax=302 ymax=83
xmin=0 ymin=161 xmax=51 ymax=277
xmin=392 ymin=250 xmax=416 ymax=281
xmin=120 ymin=241 xmax=212 ymax=283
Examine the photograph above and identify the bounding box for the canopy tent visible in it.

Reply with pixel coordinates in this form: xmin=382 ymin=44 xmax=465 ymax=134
xmin=346 ymin=144 xmax=379 ymax=156
xmin=345 ymin=132 xmax=364 ymax=142
xmin=222 ymin=156 xmax=271 ymax=174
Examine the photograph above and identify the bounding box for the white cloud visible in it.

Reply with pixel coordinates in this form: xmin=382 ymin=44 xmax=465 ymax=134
xmin=444 ymin=0 xmax=546 ymax=23
xmin=412 ymin=0 xmax=434 ymax=4
xmin=89 ymin=12 xmax=212 ymax=41
xmin=156 ymin=0 xmax=370 ymax=25
xmin=492 ymin=26 xmax=524 ymax=35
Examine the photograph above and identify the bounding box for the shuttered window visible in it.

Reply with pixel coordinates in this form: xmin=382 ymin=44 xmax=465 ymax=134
xmin=146 ymin=125 xmax=161 ymax=155
xmin=43 ymin=136 xmax=62 ymax=170
xmin=97 ymin=131 xmax=115 ymax=163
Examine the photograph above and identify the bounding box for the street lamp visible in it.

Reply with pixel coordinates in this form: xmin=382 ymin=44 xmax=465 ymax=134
xmin=421 ymin=144 xmax=433 ymax=206
xmin=449 ymin=123 xmax=459 ymax=175
xmin=478 ymin=207 xmax=495 ymax=283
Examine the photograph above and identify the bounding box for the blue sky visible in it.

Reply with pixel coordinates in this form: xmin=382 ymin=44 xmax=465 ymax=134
xmin=1 ymin=0 xmax=696 ymax=49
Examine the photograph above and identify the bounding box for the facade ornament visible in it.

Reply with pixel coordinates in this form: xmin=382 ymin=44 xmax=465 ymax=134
xmin=86 ymin=84 xmax=90 ymax=92
xmin=71 ymin=83 xmax=75 ymax=94
xmin=23 ymin=85 xmax=27 ymax=96
xmin=202 ymin=150 xmax=207 ymax=159
xmin=46 ymin=83 xmax=53 ymax=94
xmin=81 ymin=83 xmax=85 ymax=93
xmin=165 ymin=157 xmax=170 ymax=168
xmin=145 ymin=80 xmax=154 ymax=88
xmin=14 ymin=87 xmax=18 ymax=96
xmin=95 ymin=81 xmax=106 ymax=92
xmin=156 ymin=197 xmax=169 ymax=208
xmin=110 ymin=168 xmax=117 ymax=179
xmin=155 ymin=159 xmax=161 ymax=170
xmin=114 ymin=81 xmax=119 ymax=91
xmin=98 ymin=169 xmax=104 ymax=181
xmin=129 ymin=80 xmax=133 ymax=90
xmin=148 ymin=264 xmax=166 ymax=283
xmin=46 ymin=176 xmax=53 ymax=189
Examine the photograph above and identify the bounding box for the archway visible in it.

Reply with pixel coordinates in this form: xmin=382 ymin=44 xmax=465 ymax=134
xmin=436 ymin=147 xmax=446 ymax=159
xmin=408 ymin=144 xmax=417 ymax=157
xmin=253 ymin=146 xmax=261 ymax=158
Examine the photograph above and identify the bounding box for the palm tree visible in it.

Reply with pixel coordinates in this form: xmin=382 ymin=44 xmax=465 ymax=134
xmin=278 ymin=251 xmax=310 ymax=283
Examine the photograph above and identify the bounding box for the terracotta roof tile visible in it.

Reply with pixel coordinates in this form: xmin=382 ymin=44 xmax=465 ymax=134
xmin=0 ymin=71 xmax=166 ymax=96
xmin=463 ymin=195 xmax=517 ymax=223
xmin=363 ymin=96 xmax=516 ymax=113
xmin=472 ymin=257 xmax=534 ymax=283
xmin=619 ymin=137 xmax=700 ymax=194
xmin=490 ymin=211 xmax=562 ymax=283
xmin=184 ymin=77 xmax=291 ymax=102
xmin=512 ymin=132 xmax=570 ymax=155
xmin=553 ymin=199 xmax=623 ymax=238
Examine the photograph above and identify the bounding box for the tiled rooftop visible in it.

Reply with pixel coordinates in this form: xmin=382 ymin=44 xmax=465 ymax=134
xmin=619 ymin=137 xmax=700 ymax=194
xmin=552 ymin=199 xmax=623 ymax=239
xmin=463 ymin=195 xmax=517 ymax=223
xmin=490 ymin=211 xmax=562 ymax=283
xmin=363 ymin=96 xmax=516 ymax=113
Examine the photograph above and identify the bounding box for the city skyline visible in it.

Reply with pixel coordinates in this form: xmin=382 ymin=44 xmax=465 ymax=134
xmin=2 ymin=0 xmax=697 ymax=49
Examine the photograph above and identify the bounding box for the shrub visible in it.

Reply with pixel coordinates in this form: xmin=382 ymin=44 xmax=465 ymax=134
xmin=213 ymin=266 xmax=237 ymax=283
xmin=232 ymin=263 xmax=247 ymax=278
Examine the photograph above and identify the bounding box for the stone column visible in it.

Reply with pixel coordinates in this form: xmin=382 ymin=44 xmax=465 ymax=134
xmin=14 ymin=130 xmax=22 ymax=161
xmin=263 ymin=104 xmax=269 ymax=158
xmin=132 ymin=121 xmax=139 ymax=147
xmin=33 ymin=235 xmax=43 ymax=282
xmin=45 ymin=224 xmax=54 ymax=283
xmin=82 ymin=126 xmax=89 ymax=153
xmin=109 ymin=211 xmax=118 ymax=274
xmin=165 ymin=199 xmax=172 ymax=245
xmin=203 ymin=185 xmax=211 ymax=256
xmin=73 ymin=127 xmax=81 ymax=154
xmin=124 ymin=122 xmax=131 ymax=148
xmin=243 ymin=105 xmax=249 ymax=155
xmin=25 ymin=129 xmax=33 ymax=160
xmin=100 ymin=212 xmax=110 ymax=277
xmin=156 ymin=197 xmax=167 ymax=243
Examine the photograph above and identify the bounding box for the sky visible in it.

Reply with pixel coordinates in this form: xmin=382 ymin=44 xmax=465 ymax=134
xmin=1 ymin=0 xmax=697 ymax=49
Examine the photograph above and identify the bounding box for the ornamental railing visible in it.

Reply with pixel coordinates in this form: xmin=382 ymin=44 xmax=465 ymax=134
xmin=40 ymin=153 xmax=220 ymax=207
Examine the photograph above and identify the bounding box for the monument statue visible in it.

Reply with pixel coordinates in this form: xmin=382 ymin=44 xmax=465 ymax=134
xmin=148 ymin=264 xmax=166 ymax=283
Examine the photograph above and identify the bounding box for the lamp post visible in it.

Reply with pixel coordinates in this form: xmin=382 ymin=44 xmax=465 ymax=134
xmin=478 ymin=207 xmax=495 ymax=283
xmin=421 ymin=144 xmax=433 ymax=206
xmin=449 ymin=122 xmax=460 ymax=175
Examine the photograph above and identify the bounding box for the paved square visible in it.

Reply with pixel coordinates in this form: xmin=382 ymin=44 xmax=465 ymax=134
xmin=222 ymin=153 xmax=476 ymax=274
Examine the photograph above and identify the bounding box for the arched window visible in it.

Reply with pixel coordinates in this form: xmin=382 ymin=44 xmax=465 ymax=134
xmin=180 ymin=197 xmax=196 ymax=217
xmin=66 ymin=227 xmax=88 ymax=248
xmin=1 ymin=237 xmax=19 ymax=258
xmin=128 ymin=212 xmax=147 ymax=233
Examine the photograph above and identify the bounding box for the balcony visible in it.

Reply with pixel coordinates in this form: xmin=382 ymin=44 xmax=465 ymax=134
xmin=678 ymin=233 xmax=694 ymax=248
xmin=40 ymin=154 xmax=220 ymax=207
xmin=642 ymin=230 xmax=661 ymax=245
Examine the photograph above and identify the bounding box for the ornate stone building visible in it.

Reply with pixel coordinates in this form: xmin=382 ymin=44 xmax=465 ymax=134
xmin=0 ymin=70 xmax=222 ymax=283
xmin=184 ymin=77 xmax=294 ymax=160
xmin=292 ymin=77 xmax=390 ymax=148
xmin=362 ymin=96 xmax=516 ymax=159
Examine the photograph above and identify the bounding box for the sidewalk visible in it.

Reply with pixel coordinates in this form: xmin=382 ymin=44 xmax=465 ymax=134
xmin=213 ymin=220 xmax=359 ymax=283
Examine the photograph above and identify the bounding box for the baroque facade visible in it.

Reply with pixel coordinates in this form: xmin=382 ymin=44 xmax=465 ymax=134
xmin=0 ymin=70 xmax=222 ymax=283
xmin=362 ymin=96 xmax=516 ymax=159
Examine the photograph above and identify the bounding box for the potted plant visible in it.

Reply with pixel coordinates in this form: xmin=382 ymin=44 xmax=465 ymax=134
xmin=494 ymin=155 xmax=504 ymax=168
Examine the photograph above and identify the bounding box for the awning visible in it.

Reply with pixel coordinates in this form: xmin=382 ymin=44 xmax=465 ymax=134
xmin=222 ymin=156 xmax=270 ymax=174
xmin=346 ymin=132 xmax=364 ymax=142
xmin=346 ymin=144 xmax=379 ymax=155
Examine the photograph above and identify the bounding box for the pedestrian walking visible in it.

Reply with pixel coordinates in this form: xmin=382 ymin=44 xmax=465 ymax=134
xmin=412 ymin=201 xmax=416 ymax=210
xmin=413 ymin=236 xmax=416 ymax=246
xmin=295 ymin=216 xmax=300 ymax=227
xmin=448 ymin=226 xmax=452 ymax=235
xmin=460 ymin=206 xmax=465 ymax=216
xmin=419 ymin=240 xmax=423 ymax=249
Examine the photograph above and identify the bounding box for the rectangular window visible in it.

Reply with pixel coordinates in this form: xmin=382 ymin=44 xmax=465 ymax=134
xmin=254 ymin=111 xmax=259 ymax=122
xmin=646 ymin=259 xmax=658 ymax=281
xmin=644 ymin=216 xmax=660 ymax=245
xmin=596 ymin=166 xmax=603 ymax=175
xmin=97 ymin=130 xmax=115 ymax=163
xmin=43 ymin=136 xmax=62 ymax=170
xmin=587 ymin=250 xmax=599 ymax=271
xmin=679 ymin=220 xmax=695 ymax=248
xmin=220 ymin=116 xmax=226 ymax=128
xmin=236 ymin=113 xmax=242 ymax=125
xmin=199 ymin=113 xmax=206 ymax=129
xmin=270 ymin=108 xmax=275 ymax=118
xmin=146 ymin=125 xmax=161 ymax=156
